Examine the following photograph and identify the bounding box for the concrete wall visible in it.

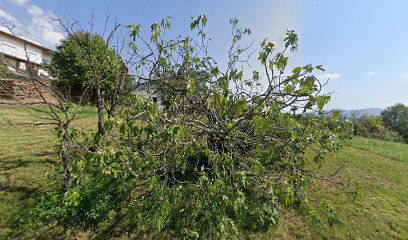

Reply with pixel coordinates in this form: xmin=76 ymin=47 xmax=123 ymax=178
xmin=135 ymin=84 xmax=161 ymax=105
xmin=0 ymin=31 xmax=52 ymax=65
xmin=0 ymin=31 xmax=54 ymax=100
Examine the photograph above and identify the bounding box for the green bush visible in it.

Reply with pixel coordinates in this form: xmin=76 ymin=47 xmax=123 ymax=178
xmin=31 ymin=16 xmax=353 ymax=239
xmin=381 ymin=103 xmax=408 ymax=143
xmin=32 ymin=99 xmax=351 ymax=238
xmin=0 ymin=56 xmax=8 ymax=78
xmin=352 ymin=115 xmax=403 ymax=142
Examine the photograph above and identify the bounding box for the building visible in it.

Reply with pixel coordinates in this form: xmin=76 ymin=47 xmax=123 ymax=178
xmin=0 ymin=29 xmax=54 ymax=100
xmin=134 ymin=82 xmax=161 ymax=104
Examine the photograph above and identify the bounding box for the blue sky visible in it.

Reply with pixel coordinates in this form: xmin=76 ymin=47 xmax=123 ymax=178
xmin=1 ymin=0 xmax=407 ymax=109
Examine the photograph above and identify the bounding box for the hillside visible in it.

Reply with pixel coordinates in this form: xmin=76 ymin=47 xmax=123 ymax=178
xmin=264 ymin=136 xmax=408 ymax=239
xmin=337 ymin=108 xmax=384 ymax=118
xmin=0 ymin=105 xmax=407 ymax=239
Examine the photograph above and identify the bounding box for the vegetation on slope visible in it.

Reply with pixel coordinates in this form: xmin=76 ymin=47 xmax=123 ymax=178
xmin=347 ymin=137 xmax=408 ymax=164
xmin=12 ymin=16 xmax=353 ymax=239
xmin=0 ymin=105 xmax=407 ymax=239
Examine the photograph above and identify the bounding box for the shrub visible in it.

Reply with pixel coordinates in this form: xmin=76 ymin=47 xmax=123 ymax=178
xmin=352 ymin=115 xmax=403 ymax=142
xmin=0 ymin=56 xmax=8 ymax=78
xmin=381 ymin=103 xmax=408 ymax=143
xmin=32 ymin=16 xmax=353 ymax=239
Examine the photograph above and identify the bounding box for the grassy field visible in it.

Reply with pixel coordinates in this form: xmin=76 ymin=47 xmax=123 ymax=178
xmin=265 ymin=140 xmax=408 ymax=239
xmin=0 ymin=104 xmax=407 ymax=239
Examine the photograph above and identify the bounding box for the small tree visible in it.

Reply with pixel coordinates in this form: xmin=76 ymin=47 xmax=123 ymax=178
xmin=50 ymin=27 xmax=133 ymax=136
xmin=0 ymin=32 xmax=84 ymax=189
xmin=29 ymin=16 xmax=356 ymax=239
xmin=352 ymin=115 xmax=403 ymax=142
xmin=381 ymin=103 xmax=408 ymax=143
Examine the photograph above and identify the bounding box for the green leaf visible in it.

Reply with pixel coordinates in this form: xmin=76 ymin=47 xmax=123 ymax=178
xmin=317 ymin=95 xmax=331 ymax=111
xmin=253 ymin=117 xmax=268 ymax=134
xmin=292 ymin=67 xmax=302 ymax=75
xmin=316 ymin=65 xmax=325 ymax=71
xmin=231 ymin=99 xmax=246 ymax=116
xmin=300 ymin=76 xmax=316 ymax=91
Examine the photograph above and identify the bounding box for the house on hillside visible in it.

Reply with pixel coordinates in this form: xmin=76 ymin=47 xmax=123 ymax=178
xmin=134 ymin=81 xmax=161 ymax=104
xmin=0 ymin=29 xmax=54 ymax=100
xmin=133 ymin=81 xmax=167 ymax=111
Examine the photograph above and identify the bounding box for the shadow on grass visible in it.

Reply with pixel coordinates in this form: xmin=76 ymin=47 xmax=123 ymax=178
xmin=91 ymin=214 xmax=126 ymax=240
xmin=0 ymin=158 xmax=56 ymax=171
xmin=0 ymin=186 xmax=44 ymax=239
xmin=0 ymin=184 xmax=38 ymax=196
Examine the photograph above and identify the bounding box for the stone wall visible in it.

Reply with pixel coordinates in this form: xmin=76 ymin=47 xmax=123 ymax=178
xmin=0 ymin=78 xmax=54 ymax=101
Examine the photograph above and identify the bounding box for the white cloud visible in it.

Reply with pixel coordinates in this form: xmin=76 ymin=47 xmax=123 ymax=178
xmin=27 ymin=5 xmax=43 ymax=16
xmin=365 ymin=71 xmax=376 ymax=77
xmin=0 ymin=2 xmax=63 ymax=47
xmin=0 ymin=9 xmax=18 ymax=23
xmin=8 ymin=0 xmax=28 ymax=6
xmin=316 ymin=73 xmax=340 ymax=81
xmin=0 ymin=9 xmax=21 ymax=34
xmin=26 ymin=4 xmax=64 ymax=45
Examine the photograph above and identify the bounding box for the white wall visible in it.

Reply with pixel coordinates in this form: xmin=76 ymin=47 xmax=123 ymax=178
xmin=0 ymin=32 xmax=47 ymax=65
xmin=135 ymin=84 xmax=162 ymax=106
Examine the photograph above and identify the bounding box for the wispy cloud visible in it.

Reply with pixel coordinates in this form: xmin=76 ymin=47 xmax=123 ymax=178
xmin=8 ymin=0 xmax=28 ymax=6
xmin=0 ymin=9 xmax=18 ymax=23
xmin=26 ymin=5 xmax=64 ymax=45
xmin=317 ymin=73 xmax=341 ymax=81
xmin=1 ymin=0 xmax=63 ymax=47
xmin=365 ymin=71 xmax=376 ymax=77
xmin=0 ymin=9 xmax=20 ymax=34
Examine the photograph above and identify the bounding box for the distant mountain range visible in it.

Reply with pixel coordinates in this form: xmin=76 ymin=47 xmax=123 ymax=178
xmin=335 ymin=108 xmax=384 ymax=118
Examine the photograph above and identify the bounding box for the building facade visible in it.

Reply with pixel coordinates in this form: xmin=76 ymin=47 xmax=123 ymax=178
xmin=0 ymin=29 xmax=54 ymax=100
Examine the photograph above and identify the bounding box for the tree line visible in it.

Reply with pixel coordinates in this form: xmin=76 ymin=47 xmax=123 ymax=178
xmin=351 ymin=104 xmax=408 ymax=143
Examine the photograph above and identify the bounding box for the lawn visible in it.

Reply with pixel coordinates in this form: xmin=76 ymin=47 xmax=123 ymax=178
xmin=0 ymin=104 xmax=96 ymax=239
xmin=262 ymin=139 xmax=408 ymax=239
xmin=0 ymin=104 xmax=407 ymax=239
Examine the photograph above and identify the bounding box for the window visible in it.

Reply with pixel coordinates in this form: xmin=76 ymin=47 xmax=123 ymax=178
xmin=42 ymin=58 xmax=51 ymax=65
xmin=19 ymin=61 xmax=26 ymax=70
xmin=2 ymin=43 xmax=17 ymax=56
xmin=27 ymin=51 xmax=39 ymax=62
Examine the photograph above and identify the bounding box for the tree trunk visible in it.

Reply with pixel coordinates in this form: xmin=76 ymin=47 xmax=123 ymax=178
xmin=61 ymin=124 xmax=72 ymax=188
xmin=95 ymin=81 xmax=106 ymax=136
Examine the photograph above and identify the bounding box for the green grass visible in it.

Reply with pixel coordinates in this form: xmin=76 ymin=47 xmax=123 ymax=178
xmin=1 ymin=104 xmax=407 ymax=239
xmin=262 ymin=139 xmax=408 ymax=240
xmin=0 ymin=104 xmax=96 ymax=239
xmin=346 ymin=137 xmax=408 ymax=163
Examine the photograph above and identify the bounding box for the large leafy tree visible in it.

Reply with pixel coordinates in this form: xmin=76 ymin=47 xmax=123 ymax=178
xmin=51 ymin=31 xmax=132 ymax=135
xmin=352 ymin=115 xmax=403 ymax=142
xmin=381 ymin=103 xmax=408 ymax=142
xmin=33 ymin=16 xmax=353 ymax=239
xmin=51 ymin=32 xmax=120 ymax=94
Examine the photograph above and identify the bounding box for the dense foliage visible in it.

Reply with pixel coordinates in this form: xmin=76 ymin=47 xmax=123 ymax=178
xmin=50 ymin=31 xmax=133 ymax=104
xmin=33 ymin=16 xmax=353 ymax=239
xmin=352 ymin=115 xmax=403 ymax=142
xmin=381 ymin=103 xmax=408 ymax=143
xmin=50 ymin=29 xmax=134 ymax=136
xmin=52 ymin=32 xmax=113 ymax=87
xmin=0 ymin=56 xmax=8 ymax=78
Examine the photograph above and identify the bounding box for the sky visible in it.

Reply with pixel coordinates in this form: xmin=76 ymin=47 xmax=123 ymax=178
xmin=0 ymin=0 xmax=407 ymax=110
